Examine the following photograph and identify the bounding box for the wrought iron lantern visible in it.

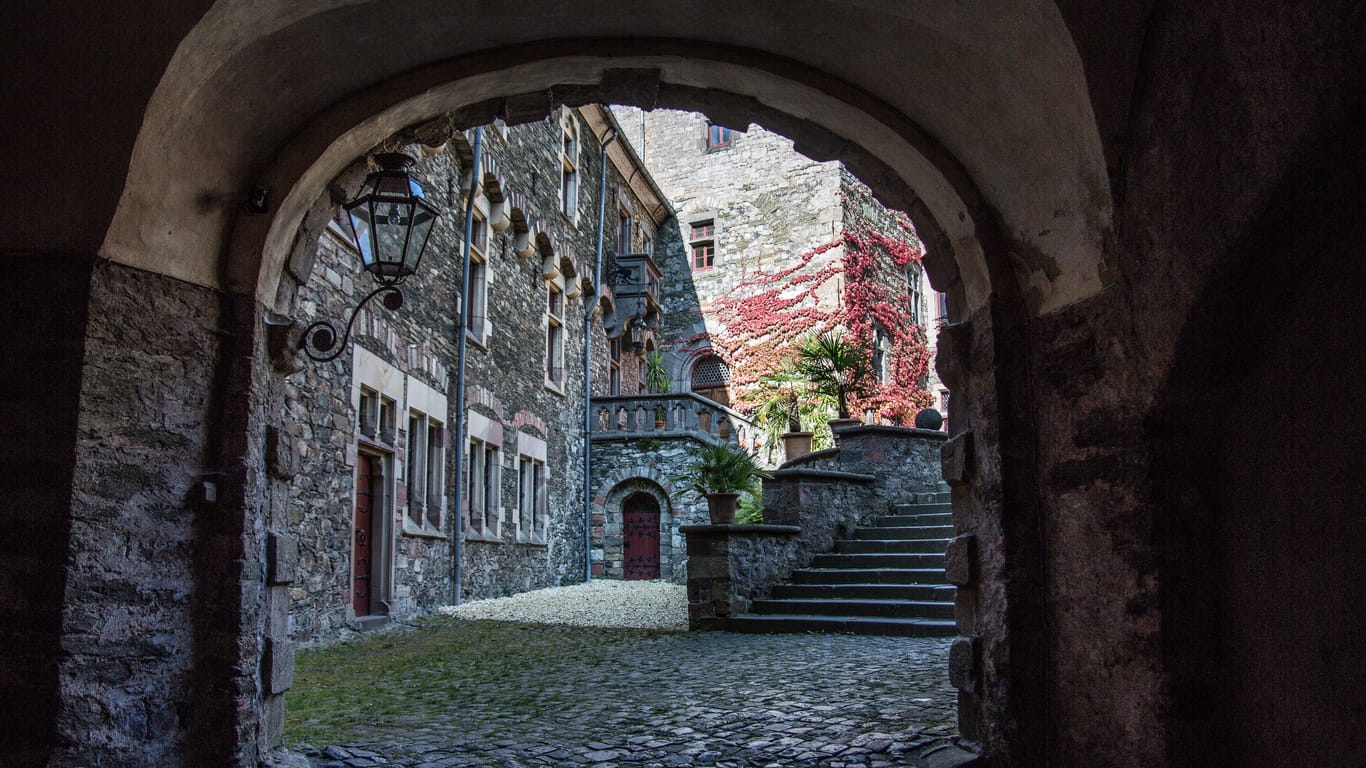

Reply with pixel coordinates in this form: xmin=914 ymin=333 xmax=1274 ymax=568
xmin=304 ymin=152 xmax=439 ymax=361
xmin=626 ymin=309 xmax=648 ymax=356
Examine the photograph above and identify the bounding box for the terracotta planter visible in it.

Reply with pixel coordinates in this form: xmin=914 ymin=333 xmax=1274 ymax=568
xmin=704 ymin=492 xmax=740 ymax=524
xmin=781 ymin=431 xmax=814 ymax=460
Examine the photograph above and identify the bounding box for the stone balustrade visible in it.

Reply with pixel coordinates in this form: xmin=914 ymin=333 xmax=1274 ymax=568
xmin=590 ymin=392 xmax=760 ymax=449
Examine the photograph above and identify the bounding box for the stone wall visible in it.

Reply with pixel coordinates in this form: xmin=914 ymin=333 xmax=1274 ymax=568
xmin=54 ymin=262 xmax=223 ymax=766
xmin=785 ymin=426 xmax=947 ymax=514
xmin=1 ymin=253 xmax=94 ymax=766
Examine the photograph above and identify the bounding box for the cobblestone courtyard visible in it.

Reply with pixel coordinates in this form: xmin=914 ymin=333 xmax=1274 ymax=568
xmin=288 ymin=619 xmax=958 ymax=767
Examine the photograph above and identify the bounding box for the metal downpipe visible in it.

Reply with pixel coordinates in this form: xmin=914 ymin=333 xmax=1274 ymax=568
xmin=584 ymin=127 xmax=618 ymax=583
xmin=450 ymin=126 xmax=483 ymax=606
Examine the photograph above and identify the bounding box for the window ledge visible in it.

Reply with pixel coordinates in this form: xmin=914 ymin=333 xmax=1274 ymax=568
xmin=465 ymin=530 xmax=504 ymax=543
xmin=465 ymin=330 xmax=488 ymax=351
xmin=401 ymin=522 xmax=446 ymax=540
xmin=516 ymin=533 xmax=548 ymax=548
xmin=544 ymin=380 xmax=565 ymax=396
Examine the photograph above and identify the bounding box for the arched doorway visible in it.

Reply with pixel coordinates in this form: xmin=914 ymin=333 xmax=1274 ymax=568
xmin=621 ymin=493 xmax=662 ymax=580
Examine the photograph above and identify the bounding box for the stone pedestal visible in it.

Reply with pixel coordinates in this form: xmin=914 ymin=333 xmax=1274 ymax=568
xmin=681 ymin=524 xmax=800 ymax=629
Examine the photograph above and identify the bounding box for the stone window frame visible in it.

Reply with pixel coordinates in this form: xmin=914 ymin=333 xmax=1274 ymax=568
xmin=559 ymin=108 xmax=580 ymax=224
xmin=872 ymin=323 xmax=893 ymax=384
xmin=608 ymin=336 xmax=622 ymax=395
xmin=464 ymin=198 xmax=494 ymax=349
xmin=618 ymin=204 xmax=633 ymax=255
xmin=688 ymin=216 xmax=718 ymax=271
xmin=544 ymin=275 xmax=567 ymax=393
xmin=403 ymin=374 xmax=449 ymax=538
xmin=514 ymin=431 xmax=548 ymax=545
xmin=907 ymin=262 xmax=925 ymax=327
xmin=464 ymin=409 xmax=505 ymax=541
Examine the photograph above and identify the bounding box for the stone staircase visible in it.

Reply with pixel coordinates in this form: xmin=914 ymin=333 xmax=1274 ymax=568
xmin=724 ymin=487 xmax=957 ymax=636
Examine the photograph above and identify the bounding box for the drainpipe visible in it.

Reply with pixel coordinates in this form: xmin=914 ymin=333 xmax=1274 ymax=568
xmin=451 ymin=127 xmax=483 ymax=606
xmin=584 ymin=127 xmax=618 ymax=582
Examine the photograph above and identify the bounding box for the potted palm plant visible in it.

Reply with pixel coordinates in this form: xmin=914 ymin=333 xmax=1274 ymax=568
xmin=677 ymin=443 xmax=769 ymax=524
xmin=794 ymin=330 xmax=874 ymax=434
xmin=644 ymin=350 xmax=671 ymax=428
xmin=751 ymin=368 xmax=816 ymax=460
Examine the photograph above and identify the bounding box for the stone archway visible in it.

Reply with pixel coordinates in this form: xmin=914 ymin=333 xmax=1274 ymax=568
xmin=30 ymin=5 xmax=1120 ymax=766
xmin=593 ymin=470 xmax=684 ymax=584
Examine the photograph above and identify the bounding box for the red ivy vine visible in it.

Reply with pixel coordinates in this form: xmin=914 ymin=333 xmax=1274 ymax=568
xmin=681 ymin=220 xmax=935 ymax=424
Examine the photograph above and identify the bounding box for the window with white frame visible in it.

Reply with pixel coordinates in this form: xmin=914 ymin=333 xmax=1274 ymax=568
xmin=618 ymin=206 xmax=633 ymax=255
xmin=424 ymin=419 xmax=445 ymax=528
xmin=379 ymin=396 xmax=395 ymax=443
xmin=465 ymin=212 xmax=489 ymax=343
xmin=359 ymin=386 xmax=378 ymax=439
xmin=872 ymin=325 xmax=893 ymax=384
xmin=546 ymin=282 xmax=565 ymax=388
xmin=467 ymin=436 xmax=501 ymax=537
xmin=406 ymin=410 xmax=427 ymax=527
xmin=907 ymin=265 xmax=924 ymax=327
xmin=516 ymin=432 xmax=548 ymax=543
xmin=560 ymin=111 xmax=580 ymax=220
xmin=405 ymin=409 xmax=447 ymax=531
xmin=641 ymin=232 xmax=653 ymax=257
xmin=609 ymin=336 xmax=622 ymax=395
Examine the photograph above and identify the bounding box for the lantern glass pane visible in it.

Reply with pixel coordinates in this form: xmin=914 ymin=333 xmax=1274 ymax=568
xmin=372 ymin=200 xmax=415 ymax=278
xmin=347 ymin=201 xmax=376 ymax=269
xmin=404 ymin=206 xmax=436 ymax=274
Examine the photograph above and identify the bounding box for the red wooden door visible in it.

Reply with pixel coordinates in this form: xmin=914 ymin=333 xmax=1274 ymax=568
xmin=352 ymin=454 xmax=375 ymax=616
xmin=622 ymin=493 xmax=661 ymax=580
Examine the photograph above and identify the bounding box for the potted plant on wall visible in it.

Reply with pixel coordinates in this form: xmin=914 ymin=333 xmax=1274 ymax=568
xmin=677 ymin=443 xmax=769 ymax=524
xmin=644 ymin=350 xmax=672 ymax=428
xmin=794 ymin=330 xmax=875 ymax=435
xmin=751 ymin=368 xmax=817 ymax=461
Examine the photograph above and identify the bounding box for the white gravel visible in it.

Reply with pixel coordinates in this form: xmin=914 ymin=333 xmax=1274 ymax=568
xmin=436 ymin=579 xmax=688 ymax=631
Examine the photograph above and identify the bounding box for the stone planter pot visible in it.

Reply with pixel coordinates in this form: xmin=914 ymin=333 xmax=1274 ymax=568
xmin=781 ymin=431 xmax=813 ymax=460
xmin=704 ymin=492 xmax=740 ymax=524
xmin=828 ymin=417 xmax=861 ymax=446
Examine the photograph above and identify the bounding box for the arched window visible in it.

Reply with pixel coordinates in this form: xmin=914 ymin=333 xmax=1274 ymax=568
xmin=689 ymin=354 xmax=732 ymax=406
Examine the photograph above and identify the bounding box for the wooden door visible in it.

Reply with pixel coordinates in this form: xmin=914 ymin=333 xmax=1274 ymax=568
xmin=622 ymin=493 xmax=661 ymax=580
xmin=352 ymin=454 xmax=375 ymax=616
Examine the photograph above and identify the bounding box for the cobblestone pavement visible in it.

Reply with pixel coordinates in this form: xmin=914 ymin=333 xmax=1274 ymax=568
xmin=289 ymin=621 xmax=958 ymax=768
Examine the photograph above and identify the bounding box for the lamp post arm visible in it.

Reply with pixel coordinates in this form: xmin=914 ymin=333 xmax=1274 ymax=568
xmin=301 ymin=285 xmax=402 ymax=362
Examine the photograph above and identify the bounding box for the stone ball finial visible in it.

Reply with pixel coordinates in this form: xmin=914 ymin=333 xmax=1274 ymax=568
xmin=914 ymin=408 xmax=944 ymax=430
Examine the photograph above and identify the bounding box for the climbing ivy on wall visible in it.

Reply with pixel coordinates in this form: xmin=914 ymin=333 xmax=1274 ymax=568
xmin=682 ymin=220 xmax=935 ymax=425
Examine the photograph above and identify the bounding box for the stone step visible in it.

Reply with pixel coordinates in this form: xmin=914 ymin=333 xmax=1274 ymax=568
xmin=891 ymin=501 xmax=953 ymax=515
xmin=836 ymin=537 xmax=951 ymax=554
xmin=773 ymin=582 xmax=956 ymax=602
xmin=909 ymin=490 xmax=952 ymax=505
xmin=854 ymin=524 xmax=954 ymax=540
xmin=722 ymin=614 xmax=957 ymax=637
xmin=811 ymin=552 xmax=945 ymax=570
xmin=750 ymin=597 xmax=956 ymax=620
xmin=792 ymin=567 xmax=949 ymax=585
xmin=876 ymin=513 xmax=952 ymax=527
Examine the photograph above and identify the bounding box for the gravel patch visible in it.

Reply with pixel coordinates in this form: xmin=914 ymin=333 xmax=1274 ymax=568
xmin=436 ymin=579 xmax=688 ymax=630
